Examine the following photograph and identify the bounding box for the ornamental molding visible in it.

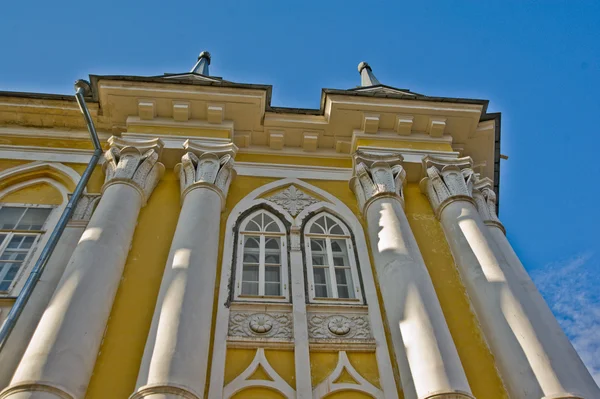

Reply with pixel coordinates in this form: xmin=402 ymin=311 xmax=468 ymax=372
xmin=103 ymin=137 xmax=165 ymax=205
xmin=350 ymin=150 xmax=406 ymax=214
xmin=265 ymin=185 xmax=320 ymax=217
xmin=70 ymin=193 xmax=101 ymax=222
xmin=228 ymin=311 xmax=293 ymax=340
xmin=473 ymin=177 xmax=504 ymax=233
xmin=419 ymin=155 xmax=477 ymax=217
xmin=175 ymin=141 xmax=237 ymax=205
xmin=307 ymin=313 xmax=373 ymax=342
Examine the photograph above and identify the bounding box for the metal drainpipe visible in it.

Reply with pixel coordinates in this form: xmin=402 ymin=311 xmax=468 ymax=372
xmin=0 ymin=81 xmax=103 ymax=352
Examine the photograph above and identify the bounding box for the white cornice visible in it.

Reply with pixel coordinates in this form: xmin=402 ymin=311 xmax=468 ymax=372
xmin=234 ymin=162 xmax=352 ymax=181
xmin=0 ymin=145 xmax=96 ymax=164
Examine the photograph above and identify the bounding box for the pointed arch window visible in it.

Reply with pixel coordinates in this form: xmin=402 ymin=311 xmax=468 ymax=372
xmin=235 ymin=209 xmax=288 ymax=302
xmin=305 ymin=213 xmax=361 ymax=303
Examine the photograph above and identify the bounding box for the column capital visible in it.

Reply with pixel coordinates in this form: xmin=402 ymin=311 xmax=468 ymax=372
xmin=419 ymin=155 xmax=478 ymax=217
xmin=350 ymin=149 xmax=406 ymax=214
xmin=68 ymin=193 xmax=102 ymax=227
xmin=473 ymin=177 xmax=505 ymax=233
xmin=175 ymin=141 xmax=238 ymax=209
xmin=103 ymin=137 xmax=166 ymax=205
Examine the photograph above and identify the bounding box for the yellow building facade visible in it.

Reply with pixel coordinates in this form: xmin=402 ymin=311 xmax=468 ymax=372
xmin=0 ymin=53 xmax=597 ymax=399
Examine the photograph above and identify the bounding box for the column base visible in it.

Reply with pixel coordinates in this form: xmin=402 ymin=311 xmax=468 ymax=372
xmin=422 ymin=390 xmax=475 ymax=399
xmin=130 ymin=384 xmax=202 ymax=399
xmin=0 ymin=382 xmax=74 ymax=399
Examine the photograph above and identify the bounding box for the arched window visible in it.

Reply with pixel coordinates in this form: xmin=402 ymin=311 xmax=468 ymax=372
xmin=304 ymin=213 xmax=361 ymax=303
xmin=235 ymin=209 xmax=288 ymax=301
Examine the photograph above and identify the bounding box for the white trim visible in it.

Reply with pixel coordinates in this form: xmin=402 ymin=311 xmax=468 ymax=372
xmin=0 ymin=126 xmax=110 ymax=141
xmin=0 ymin=146 xmax=95 ymax=164
xmin=208 ymin=178 xmax=398 ymax=399
xmin=222 ymin=348 xmax=295 ymax=399
xmin=122 ymin=132 xmax=230 ymax=150
xmin=0 ymin=162 xmax=83 ymax=188
xmin=235 ymin=163 xmax=352 ymax=181
xmin=312 ymin=351 xmax=383 ymax=399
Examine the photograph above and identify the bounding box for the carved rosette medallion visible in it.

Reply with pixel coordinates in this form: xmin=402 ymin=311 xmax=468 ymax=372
xmin=228 ymin=312 xmax=293 ymax=339
xmin=248 ymin=314 xmax=274 ymax=334
xmin=265 ymin=185 xmax=319 ymax=216
xmin=308 ymin=314 xmax=372 ymax=341
xmin=350 ymin=150 xmax=406 ymax=214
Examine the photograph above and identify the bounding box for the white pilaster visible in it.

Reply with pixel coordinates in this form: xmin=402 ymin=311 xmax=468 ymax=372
xmin=421 ymin=155 xmax=600 ymax=399
xmin=132 ymin=142 xmax=237 ymax=399
xmin=351 ymin=150 xmax=473 ymax=399
xmin=0 ymin=194 xmax=100 ymax=390
xmin=289 ymin=226 xmax=312 ymax=399
xmin=1 ymin=138 xmax=165 ymax=399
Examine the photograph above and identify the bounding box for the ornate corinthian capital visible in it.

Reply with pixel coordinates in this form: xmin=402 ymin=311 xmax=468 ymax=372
xmin=103 ymin=137 xmax=165 ymax=205
xmin=175 ymin=141 xmax=238 ymax=208
xmin=473 ymin=177 xmax=505 ymax=233
xmin=350 ymin=150 xmax=406 ymax=214
xmin=419 ymin=156 xmax=477 ymax=217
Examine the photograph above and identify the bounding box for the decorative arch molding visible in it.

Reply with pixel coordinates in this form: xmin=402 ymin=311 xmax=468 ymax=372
xmin=313 ymin=351 xmax=383 ymax=399
xmin=0 ymin=177 xmax=69 ymax=204
xmin=209 ymin=178 xmax=398 ymax=399
xmin=222 ymin=348 xmax=295 ymax=399
xmin=0 ymin=162 xmax=83 ymax=193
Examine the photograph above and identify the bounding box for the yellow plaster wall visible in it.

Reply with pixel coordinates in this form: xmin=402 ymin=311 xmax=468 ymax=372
xmin=85 ymin=171 xmax=181 ymax=399
xmin=0 ymin=182 xmax=63 ymax=205
xmin=309 ymin=351 xmax=380 ymax=390
xmin=223 ymin=348 xmax=295 ymax=391
xmin=403 ymin=183 xmax=508 ymax=398
xmin=0 ymin=135 xmax=102 ymax=150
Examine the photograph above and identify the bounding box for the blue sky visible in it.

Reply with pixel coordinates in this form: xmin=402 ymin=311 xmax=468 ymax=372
xmin=1 ymin=0 xmax=599 ymax=384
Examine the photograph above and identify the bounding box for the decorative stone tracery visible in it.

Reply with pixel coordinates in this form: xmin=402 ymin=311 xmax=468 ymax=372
xmin=308 ymin=313 xmax=372 ymax=341
xmin=349 ymin=150 xmax=406 ymax=213
xmin=265 ymin=185 xmax=319 ymax=216
xmin=228 ymin=311 xmax=293 ymax=340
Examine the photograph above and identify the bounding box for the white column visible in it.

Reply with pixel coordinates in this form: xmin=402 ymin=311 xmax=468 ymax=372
xmin=420 ymin=156 xmax=600 ymax=399
xmin=350 ymin=151 xmax=473 ymax=399
xmin=0 ymin=195 xmax=100 ymax=390
xmin=0 ymin=138 xmax=165 ymax=399
xmin=132 ymin=142 xmax=237 ymax=399
xmin=473 ymin=179 xmax=600 ymax=399
xmin=289 ymin=226 xmax=312 ymax=399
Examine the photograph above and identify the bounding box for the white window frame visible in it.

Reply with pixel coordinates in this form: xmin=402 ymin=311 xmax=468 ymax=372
xmin=304 ymin=212 xmax=362 ymax=304
xmin=234 ymin=209 xmax=289 ymax=303
xmin=0 ymin=204 xmax=54 ymax=294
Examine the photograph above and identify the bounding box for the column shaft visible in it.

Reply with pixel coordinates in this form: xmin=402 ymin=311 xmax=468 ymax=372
xmin=3 ymin=183 xmax=143 ymax=399
xmin=487 ymin=225 xmax=600 ymax=398
xmin=134 ymin=188 xmax=221 ymax=399
xmin=365 ymin=196 xmax=472 ymax=399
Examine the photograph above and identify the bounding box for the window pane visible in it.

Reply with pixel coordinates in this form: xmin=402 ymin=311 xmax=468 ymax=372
xmin=0 ymin=233 xmax=8 ymax=245
xmin=265 ymin=266 xmax=280 ymax=283
xmin=331 ymin=239 xmax=349 ymax=266
xmin=313 ymin=267 xmax=328 ymax=284
xmin=265 ymin=253 xmax=280 ymax=264
xmin=312 ymin=255 xmax=327 ymax=266
xmin=265 ymin=237 xmax=280 ymax=250
xmin=0 ymin=262 xmax=20 ymax=291
xmin=7 ymin=236 xmax=23 ymax=249
xmin=17 ymin=208 xmax=51 ymax=230
xmin=21 ymin=235 xmax=36 ymax=249
xmin=0 ymin=207 xmax=26 ymax=230
xmin=309 ymin=216 xmax=326 ymax=234
xmin=315 ymin=284 xmax=329 ymax=298
xmin=244 ymin=236 xmax=260 ymax=248
xmin=265 ymin=282 xmax=281 ymax=296
xmin=242 ymin=265 xmax=259 ymax=282
xmin=329 ymin=223 xmax=344 ymax=235
xmin=245 ymin=219 xmax=261 ymax=231
xmin=241 ymin=281 xmax=259 ymax=295
xmin=310 ymin=239 xmax=325 ymax=252
xmin=337 ymin=285 xmax=351 ymax=299
xmin=243 ymin=253 xmax=259 ymax=263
